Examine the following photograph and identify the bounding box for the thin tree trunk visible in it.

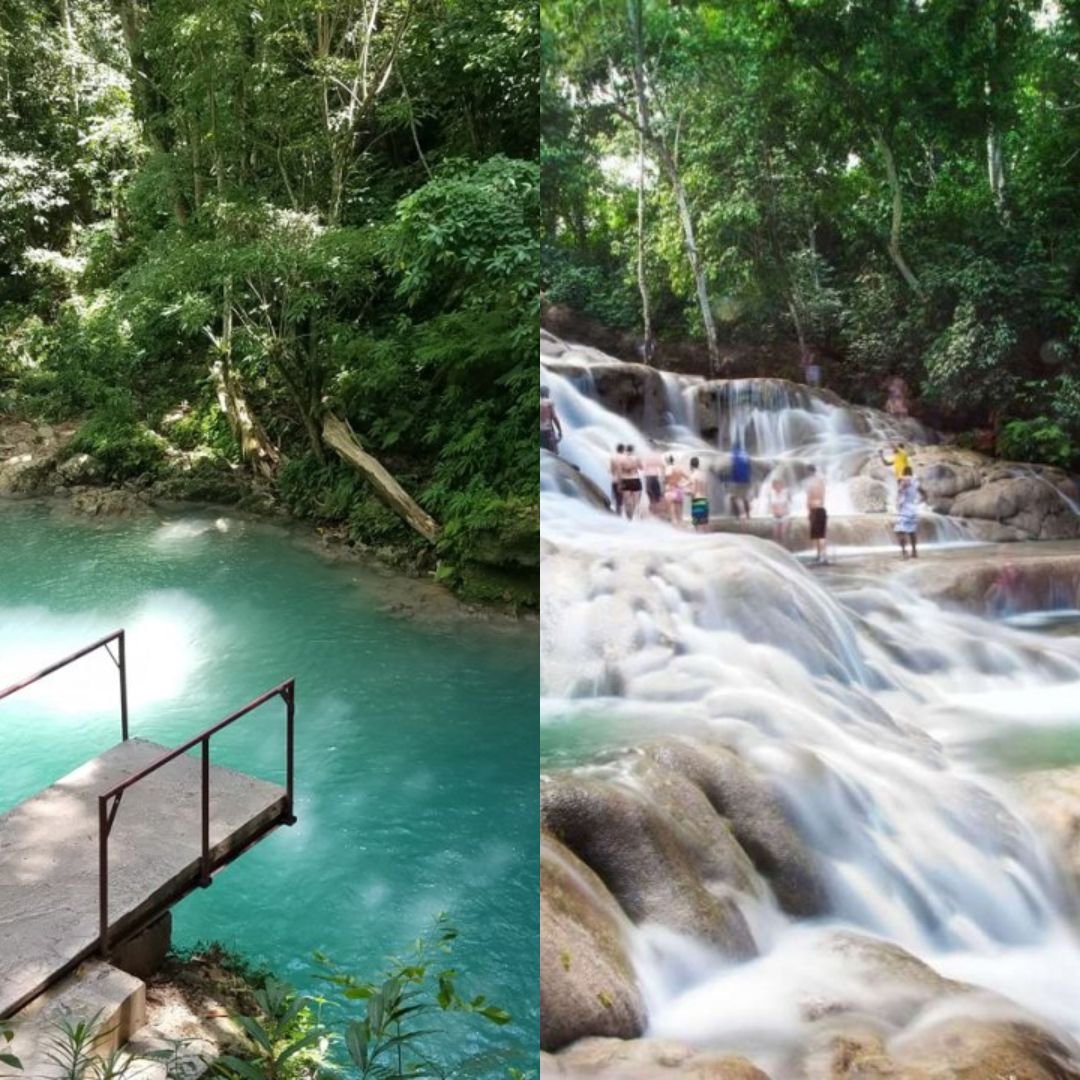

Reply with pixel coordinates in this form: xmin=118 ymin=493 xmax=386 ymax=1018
xmin=660 ymin=149 xmax=722 ymax=373
xmin=628 ymin=0 xmax=652 ymax=357
xmin=987 ymin=121 xmax=1005 ymax=212
xmin=873 ymin=131 xmax=922 ymax=293
xmin=59 ymin=0 xmax=79 ymax=115
xmin=322 ymin=414 xmax=439 ymax=543
xmin=635 ymin=138 xmax=651 ymax=357
xmin=985 ymin=5 xmax=1007 ymax=216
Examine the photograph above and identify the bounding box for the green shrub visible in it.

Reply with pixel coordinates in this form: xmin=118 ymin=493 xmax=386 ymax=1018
xmin=347 ymin=495 xmax=409 ymax=546
xmin=68 ymin=396 xmax=167 ymax=481
xmin=164 ymin=401 xmax=238 ymax=460
xmin=996 ymin=417 xmax=1075 ymax=469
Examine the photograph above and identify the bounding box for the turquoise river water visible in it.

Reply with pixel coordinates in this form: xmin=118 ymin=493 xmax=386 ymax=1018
xmin=0 ymin=503 xmax=538 ymax=1068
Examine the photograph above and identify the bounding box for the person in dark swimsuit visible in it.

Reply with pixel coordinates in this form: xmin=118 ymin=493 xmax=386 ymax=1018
xmin=610 ymin=444 xmax=626 ymax=515
xmin=621 ymin=444 xmax=644 ymax=519
xmin=806 ymin=465 xmax=828 ymax=563
xmin=540 ymin=386 xmax=562 ymax=454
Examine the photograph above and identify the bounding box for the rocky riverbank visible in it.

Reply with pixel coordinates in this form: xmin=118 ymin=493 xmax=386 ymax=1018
xmin=0 ymin=418 xmax=538 ymax=617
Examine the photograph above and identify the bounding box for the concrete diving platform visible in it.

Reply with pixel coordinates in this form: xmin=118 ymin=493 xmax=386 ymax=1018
xmin=0 ymin=738 xmax=289 ymax=1019
xmin=1 ymin=631 xmax=296 ymax=1021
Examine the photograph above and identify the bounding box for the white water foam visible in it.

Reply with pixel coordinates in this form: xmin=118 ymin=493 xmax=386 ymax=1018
xmin=540 ymin=333 xmax=1080 ymax=1069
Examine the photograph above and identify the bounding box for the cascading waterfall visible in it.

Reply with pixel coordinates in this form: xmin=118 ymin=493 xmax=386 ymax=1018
xmin=541 ymin=334 xmax=1080 ymax=1074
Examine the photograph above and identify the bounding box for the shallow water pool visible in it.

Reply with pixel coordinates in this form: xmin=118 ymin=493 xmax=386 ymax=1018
xmin=0 ymin=503 xmax=538 ymax=1066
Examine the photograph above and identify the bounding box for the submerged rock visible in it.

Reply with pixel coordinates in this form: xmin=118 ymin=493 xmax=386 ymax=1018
xmin=544 ymin=1037 xmax=769 ymax=1078
xmin=1014 ymin=767 xmax=1080 ymax=905
xmin=804 ymin=1011 xmax=1080 ymax=1079
xmin=70 ymin=488 xmax=153 ymax=517
xmin=540 ymin=835 xmax=644 ymax=1051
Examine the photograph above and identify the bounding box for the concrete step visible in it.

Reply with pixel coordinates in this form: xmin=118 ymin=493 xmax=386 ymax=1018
xmin=6 ymin=960 xmax=145 ymax=1078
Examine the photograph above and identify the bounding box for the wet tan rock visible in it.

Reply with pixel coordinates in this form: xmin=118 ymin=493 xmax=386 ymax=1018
xmin=541 ymin=452 xmax=611 ymax=511
xmin=545 ymin=1037 xmax=770 ymax=1079
xmin=801 ymin=1005 xmax=1080 ymax=1079
xmin=890 ymin=1015 xmax=1080 ymax=1079
xmin=640 ymin=737 xmax=828 ymax=918
xmin=540 ymin=834 xmax=645 ymax=1051
xmin=849 ymin=476 xmax=889 ymax=514
xmin=1014 ymin=766 xmax=1080 ymax=903
xmin=903 ymin=549 xmax=1080 ymax=619
xmin=541 ymin=772 xmax=757 ymax=958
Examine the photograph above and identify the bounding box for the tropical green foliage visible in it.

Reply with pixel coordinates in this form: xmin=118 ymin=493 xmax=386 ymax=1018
xmin=215 ymin=919 xmax=527 ymax=1080
xmin=542 ymin=0 xmax=1080 ymax=456
xmin=1 ymin=0 xmax=539 ymax=598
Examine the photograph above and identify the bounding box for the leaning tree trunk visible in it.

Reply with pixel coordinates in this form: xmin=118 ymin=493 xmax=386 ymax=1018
xmin=209 ymin=286 xmax=279 ymax=480
xmin=322 ymin=414 xmax=439 ymax=543
xmin=211 ymin=358 xmax=279 ymax=481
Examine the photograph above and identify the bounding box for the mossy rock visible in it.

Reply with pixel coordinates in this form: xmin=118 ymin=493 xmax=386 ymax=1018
xmin=466 ymin=502 xmax=540 ymax=570
xmin=455 ymin=560 xmax=539 ymax=608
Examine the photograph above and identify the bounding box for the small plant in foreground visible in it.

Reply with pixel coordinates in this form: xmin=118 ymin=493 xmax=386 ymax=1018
xmin=0 ymin=1022 xmax=20 ymax=1072
xmin=214 ymin=916 xmax=527 ymax=1080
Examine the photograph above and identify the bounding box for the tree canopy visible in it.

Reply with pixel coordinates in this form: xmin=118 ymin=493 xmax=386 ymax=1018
xmin=542 ymin=0 xmax=1080 ymax=461
xmin=1 ymin=0 xmax=539 ymax=600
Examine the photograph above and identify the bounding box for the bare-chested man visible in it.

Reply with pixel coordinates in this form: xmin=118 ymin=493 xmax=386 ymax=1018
xmin=540 ymin=386 xmax=562 ymax=454
xmin=805 ymin=465 xmax=827 ymax=563
xmin=619 ymin=443 xmax=644 ymax=519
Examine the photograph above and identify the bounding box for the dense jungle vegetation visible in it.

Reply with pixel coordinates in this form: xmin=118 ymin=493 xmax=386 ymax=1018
xmin=1 ymin=0 xmax=539 ymax=602
xmin=542 ymin=0 xmax=1080 ymax=464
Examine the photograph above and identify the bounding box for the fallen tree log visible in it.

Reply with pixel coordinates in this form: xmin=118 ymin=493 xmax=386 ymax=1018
xmin=322 ymin=413 xmax=440 ymax=543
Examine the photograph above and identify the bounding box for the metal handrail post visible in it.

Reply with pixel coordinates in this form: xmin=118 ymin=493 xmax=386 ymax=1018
xmin=200 ymin=737 xmax=211 ymax=886
xmin=98 ymin=796 xmax=110 ymax=957
xmin=285 ymin=680 xmax=296 ymax=823
xmin=118 ymin=630 xmax=129 ymax=741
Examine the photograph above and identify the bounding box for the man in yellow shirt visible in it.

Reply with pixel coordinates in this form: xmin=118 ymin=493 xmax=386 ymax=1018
xmin=880 ymin=442 xmax=910 ymax=478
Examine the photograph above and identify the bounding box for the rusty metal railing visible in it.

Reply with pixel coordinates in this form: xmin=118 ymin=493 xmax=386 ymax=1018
xmin=0 ymin=629 xmax=129 ymax=740
xmin=96 ymin=677 xmax=296 ymax=955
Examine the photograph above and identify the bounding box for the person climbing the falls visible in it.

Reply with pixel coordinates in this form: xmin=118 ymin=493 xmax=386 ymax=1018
xmin=689 ymin=456 xmax=709 ymax=530
xmin=894 ymin=465 xmax=923 ymax=559
xmin=609 ymin=444 xmax=626 ymax=516
xmin=620 ymin=443 xmax=644 ymax=520
xmin=769 ymin=477 xmax=792 ymax=545
xmin=540 ymin=386 xmax=562 ymax=455
xmin=729 ymin=442 xmax=752 ymax=520
xmin=642 ymin=446 xmax=666 ymax=516
xmin=664 ymin=453 xmax=688 ymax=526
xmin=880 ymin=442 xmax=910 ymax=480
xmin=805 ymin=465 xmax=828 ymax=563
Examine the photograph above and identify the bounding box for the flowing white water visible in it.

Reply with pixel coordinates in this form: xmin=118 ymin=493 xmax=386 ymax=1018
xmin=541 ymin=335 xmax=1080 ymax=1072
xmin=542 ymin=338 xmax=942 ymax=527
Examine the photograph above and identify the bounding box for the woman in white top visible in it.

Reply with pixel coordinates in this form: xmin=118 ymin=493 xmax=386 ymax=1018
xmin=769 ymin=477 xmax=792 ymax=545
